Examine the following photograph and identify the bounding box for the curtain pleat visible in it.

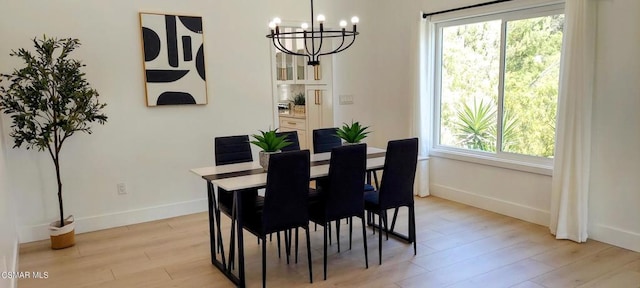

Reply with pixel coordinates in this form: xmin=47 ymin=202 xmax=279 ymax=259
xmin=549 ymin=0 xmax=596 ymax=242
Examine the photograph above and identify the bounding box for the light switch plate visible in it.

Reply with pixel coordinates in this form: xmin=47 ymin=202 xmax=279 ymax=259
xmin=339 ymin=94 xmax=354 ymax=105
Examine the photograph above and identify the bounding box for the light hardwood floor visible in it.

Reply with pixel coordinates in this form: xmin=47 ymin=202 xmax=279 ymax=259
xmin=19 ymin=196 xmax=640 ymax=288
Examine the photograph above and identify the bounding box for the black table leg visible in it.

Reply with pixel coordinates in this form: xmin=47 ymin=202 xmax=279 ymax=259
xmin=207 ymin=182 xmax=217 ymax=263
xmin=235 ymin=190 xmax=246 ymax=288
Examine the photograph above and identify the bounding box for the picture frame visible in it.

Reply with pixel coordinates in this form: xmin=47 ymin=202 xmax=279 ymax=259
xmin=139 ymin=12 xmax=208 ymax=106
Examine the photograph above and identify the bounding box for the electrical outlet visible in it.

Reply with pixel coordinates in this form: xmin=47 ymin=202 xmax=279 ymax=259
xmin=117 ymin=183 xmax=127 ymax=195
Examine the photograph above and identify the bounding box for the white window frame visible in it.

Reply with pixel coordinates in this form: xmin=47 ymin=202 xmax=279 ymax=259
xmin=430 ymin=2 xmax=565 ymax=176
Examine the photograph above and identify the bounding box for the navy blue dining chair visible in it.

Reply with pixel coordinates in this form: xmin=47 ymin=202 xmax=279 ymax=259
xmin=275 ymin=131 xmax=300 ymax=152
xmin=214 ymin=135 xmax=258 ymax=217
xmin=309 ymin=144 xmax=369 ymax=279
xmin=364 ymin=138 xmax=418 ymax=264
xmin=241 ymin=150 xmax=313 ymax=288
xmin=312 ymin=128 xmax=341 ymax=154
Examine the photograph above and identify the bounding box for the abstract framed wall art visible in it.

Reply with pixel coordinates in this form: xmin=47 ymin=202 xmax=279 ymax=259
xmin=139 ymin=13 xmax=207 ymax=106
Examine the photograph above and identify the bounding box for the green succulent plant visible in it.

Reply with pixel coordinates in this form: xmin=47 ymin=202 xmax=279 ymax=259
xmin=335 ymin=121 xmax=370 ymax=144
xmin=250 ymin=128 xmax=291 ymax=152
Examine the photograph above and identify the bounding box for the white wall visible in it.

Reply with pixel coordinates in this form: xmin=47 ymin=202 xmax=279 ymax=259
xmin=589 ymin=0 xmax=640 ymax=252
xmin=0 ymin=115 xmax=18 ymax=288
xmin=0 ymin=0 xmax=273 ymax=242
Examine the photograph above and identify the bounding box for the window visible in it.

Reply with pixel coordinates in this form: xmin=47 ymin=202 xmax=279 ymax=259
xmin=434 ymin=4 xmax=564 ymax=165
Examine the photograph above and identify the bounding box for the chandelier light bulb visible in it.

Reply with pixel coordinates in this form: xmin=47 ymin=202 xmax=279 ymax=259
xmin=339 ymin=20 xmax=347 ymax=28
xmin=273 ymin=17 xmax=282 ymax=25
xmin=301 ymin=23 xmax=309 ymax=30
xmin=268 ymin=22 xmax=276 ymax=29
xmin=351 ymin=16 xmax=360 ymax=24
xmin=317 ymin=14 xmax=326 ymax=22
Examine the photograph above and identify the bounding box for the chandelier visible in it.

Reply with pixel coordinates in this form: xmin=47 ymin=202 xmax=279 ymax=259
xmin=266 ymin=0 xmax=359 ymax=66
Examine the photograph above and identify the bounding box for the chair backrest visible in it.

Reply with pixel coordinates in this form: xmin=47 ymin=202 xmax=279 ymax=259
xmin=324 ymin=144 xmax=367 ymax=220
xmin=214 ymin=135 xmax=253 ymax=166
xmin=378 ymin=138 xmax=418 ymax=209
xmin=262 ymin=150 xmax=311 ymax=234
xmin=313 ymin=128 xmax=341 ymax=154
xmin=275 ymin=131 xmax=300 ymax=152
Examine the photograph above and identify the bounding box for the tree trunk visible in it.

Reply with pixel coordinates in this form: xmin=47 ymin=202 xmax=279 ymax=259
xmin=54 ymin=156 xmax=64 ymax=228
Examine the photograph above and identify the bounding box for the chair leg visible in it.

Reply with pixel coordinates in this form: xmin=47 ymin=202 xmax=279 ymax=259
xmin=349 ymin=216 xmax=353 ymax=250
xmin=382 ymin=210 xmax=389 ymax=241
xmin=305 ymin=226 xmax=313 ymax=283
xmin=361 ymin=216 xmax=369 ymax=269
xmin=328 ymin=222 xmax=332 ymax=246
xmin=284 ymin=229 xmax=290 ymax=264
xmin=295 ymin=227 xmax=299 ymax=264
xmin=336 ymin=220 xmax=341 ymax=253
xmin=410 ymin=205 xmax=417 ymax=255
xmin=262 ymin=235 xmax=267 ymax=288
xmin=323 ymin=222 xmax=328 ymax=280
xmin=277 ymin=232 xmax=281 ymax=258
xmin=371 ymin=213 xmax=376 ymax=235
xmin=378 ymin=213 xmax=383 ymax=265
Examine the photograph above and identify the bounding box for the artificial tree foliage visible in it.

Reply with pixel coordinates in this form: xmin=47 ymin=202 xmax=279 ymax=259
xmin=0 ymin=36 xmax=107 ymax=228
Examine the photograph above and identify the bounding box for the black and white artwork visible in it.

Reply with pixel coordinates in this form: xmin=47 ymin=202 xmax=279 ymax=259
xmin=140 ymin=13 xmax=207 ymax=106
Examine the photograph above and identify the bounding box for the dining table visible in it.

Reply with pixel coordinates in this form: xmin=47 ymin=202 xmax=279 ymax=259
xmin=190 ymin=147 xmax=386 ymax=287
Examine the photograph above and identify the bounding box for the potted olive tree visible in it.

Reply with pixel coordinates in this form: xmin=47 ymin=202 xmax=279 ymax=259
xmin=250 ymin=128 xmax=291 ymax=171
xmin=0 ymin=36 xmax=107 ymax=249
xmin=336 ymin=121 xmax=370 ymax=144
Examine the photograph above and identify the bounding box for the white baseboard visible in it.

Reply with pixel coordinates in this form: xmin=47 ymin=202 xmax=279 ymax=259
xmin=590 ymin=223 xmax=640 ymax=253
xmin=431 ymin=184 xmax=550 ymax=226
xmin=18 ymin=198 xmax=208 ymax=243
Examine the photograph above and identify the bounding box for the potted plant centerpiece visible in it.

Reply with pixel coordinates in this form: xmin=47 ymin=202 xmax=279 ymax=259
xmin=250 ymin=128 xmax=291 ymax=170
xmin=292 ymin=92 xmax=305 ymax=115
xmin=0 ymin=36 xmax=108 ymax=249
xmin=336 ymin=121 xmax=371 ymax=144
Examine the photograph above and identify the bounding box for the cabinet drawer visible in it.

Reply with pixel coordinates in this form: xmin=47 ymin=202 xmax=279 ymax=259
xmin=280 ymin=117 xmax=306 ymax=129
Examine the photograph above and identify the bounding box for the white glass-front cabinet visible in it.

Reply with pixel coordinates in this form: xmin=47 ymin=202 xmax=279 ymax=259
xmin=272 ymin=27 xmax=332 ymax=85
xmin=272 ymin=25 xmax=334 ymax=153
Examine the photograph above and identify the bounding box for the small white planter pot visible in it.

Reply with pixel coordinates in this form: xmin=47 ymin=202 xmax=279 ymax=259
xmin=259 ymin=151 xmax=281 ymax=171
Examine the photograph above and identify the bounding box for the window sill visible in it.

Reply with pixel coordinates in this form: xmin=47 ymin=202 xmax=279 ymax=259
xmin=429 ymin=148 xmax=553 ymax=176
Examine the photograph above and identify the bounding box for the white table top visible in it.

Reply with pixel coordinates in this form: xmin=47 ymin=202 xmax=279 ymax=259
xmin=190 ymin=147 xmax=386 ymax=191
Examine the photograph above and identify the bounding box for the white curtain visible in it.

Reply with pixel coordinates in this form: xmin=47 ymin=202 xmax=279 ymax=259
xmin=549 ymin=0 xmax=596 ymax=242
xmin=413 ymin=16 xmax=435 ymax=197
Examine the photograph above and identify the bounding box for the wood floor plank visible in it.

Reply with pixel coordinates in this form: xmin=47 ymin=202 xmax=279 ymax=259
xmin=446 ymin=259 xmax=554 ymax=288
xmin=532 ymin=246 xmax=640 ymax=288
xmin=400 ymin=239 xmax=566 ymax=288
xmin=510 ymin=281 xmax=547 ymax=288
xmin=18 ymin=196 xmax=640 ymax=288
xmin=577 ymin=259 xmax=640 ymax=288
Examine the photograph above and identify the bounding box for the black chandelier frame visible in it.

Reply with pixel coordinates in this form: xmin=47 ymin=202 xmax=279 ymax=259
xmin=266 ymin=0 xmax=359 ymax=66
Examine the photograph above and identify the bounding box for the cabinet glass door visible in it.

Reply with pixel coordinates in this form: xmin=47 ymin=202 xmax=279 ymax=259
xmin=295 ymin=28 xmax=306 ymax=81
